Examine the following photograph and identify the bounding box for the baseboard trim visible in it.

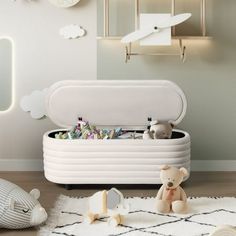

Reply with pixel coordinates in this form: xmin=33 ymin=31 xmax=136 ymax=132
xmin=191 ymin=160 xmax=236 ymax=171
xmin=0 ymin=159 xmax=236 ymax=171
xmin=0 ymin=159 xmax=43 ymax=171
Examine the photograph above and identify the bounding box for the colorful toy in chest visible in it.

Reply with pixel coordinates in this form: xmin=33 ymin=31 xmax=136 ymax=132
xmin=0 ymin=178 xmax=47 ymax=229
xmin=55 ymin=117 xmax=134 ymax=140
xmin=55 ymin=118 xmax=174 ymax=140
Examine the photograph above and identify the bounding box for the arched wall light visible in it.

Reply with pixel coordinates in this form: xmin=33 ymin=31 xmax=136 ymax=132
xmin=0 ymin=37 xmax=15 ymax=113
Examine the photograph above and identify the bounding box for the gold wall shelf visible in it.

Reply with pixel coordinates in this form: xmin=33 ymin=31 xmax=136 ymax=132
xmin=98 ymin=0 xmax=211 ymax=62
xmin=97 ymin=36 xmax=212 ymax=40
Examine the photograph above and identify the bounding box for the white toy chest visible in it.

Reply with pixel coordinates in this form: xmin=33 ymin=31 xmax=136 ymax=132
xmin=43 ymin=80 xmax=190 ymax=186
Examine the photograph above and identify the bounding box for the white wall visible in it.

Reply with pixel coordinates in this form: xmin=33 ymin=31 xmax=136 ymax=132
xmin=97 ymin=0 xmax=236 ymax=171
xmin=0 ymin=0 xmax=97 ymax=170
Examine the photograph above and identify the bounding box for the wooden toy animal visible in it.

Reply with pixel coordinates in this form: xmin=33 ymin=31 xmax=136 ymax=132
xmin=0 ymin=178 xmax=48 ymax=229
xmin=84 ymin=188 xmax=130 ymax=226
xmin=156 ymin=165 xmax=188 ymax=214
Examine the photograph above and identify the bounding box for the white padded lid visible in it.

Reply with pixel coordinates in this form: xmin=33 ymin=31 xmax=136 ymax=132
xmin=46 ymin=80 xmax=187 ymax=129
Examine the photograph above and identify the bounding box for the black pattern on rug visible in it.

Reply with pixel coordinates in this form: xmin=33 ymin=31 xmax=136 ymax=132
xmin=51 ymin=208 xmax=236 ymax=236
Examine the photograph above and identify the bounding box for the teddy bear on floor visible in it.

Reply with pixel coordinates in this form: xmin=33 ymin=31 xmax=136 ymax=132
xmin=156 ymin=165 xmax=188 ymax=214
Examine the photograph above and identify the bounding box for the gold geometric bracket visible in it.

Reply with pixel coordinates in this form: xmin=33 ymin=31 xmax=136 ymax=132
xmin=125 ymin=39 xmax=186 ymax=63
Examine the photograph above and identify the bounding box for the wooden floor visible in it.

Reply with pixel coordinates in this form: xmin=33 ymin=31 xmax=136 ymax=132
xmin=1 ymin=171 xmax=236 ymax=235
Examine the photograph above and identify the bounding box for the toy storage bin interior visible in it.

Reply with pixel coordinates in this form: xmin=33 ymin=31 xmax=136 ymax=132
xmin=43 ymin=80 xmax=190 ymax=186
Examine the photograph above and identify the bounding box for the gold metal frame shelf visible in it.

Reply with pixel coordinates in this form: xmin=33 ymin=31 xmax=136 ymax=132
xmin=97 ymin=36 xmax=212 ymax=40
xmin=125 ymin=39 xmax=186 ymax=63
xmin=99 ymin=0 xmax=210 ymax=62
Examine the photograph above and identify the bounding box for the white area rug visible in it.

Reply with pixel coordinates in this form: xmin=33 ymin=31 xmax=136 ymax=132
xmin=39 ymin=196 xmax=236 ymax=236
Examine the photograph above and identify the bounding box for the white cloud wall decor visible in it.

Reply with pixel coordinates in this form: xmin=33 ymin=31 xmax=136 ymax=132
xmin=20 ymin=89 xmax=48 ymax=119
xmin=59 ymin=25 xmax=86 ymax=39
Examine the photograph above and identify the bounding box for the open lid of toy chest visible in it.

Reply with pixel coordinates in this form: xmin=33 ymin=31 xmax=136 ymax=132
xmin=46 ymin=80 xmax=187 ymax=129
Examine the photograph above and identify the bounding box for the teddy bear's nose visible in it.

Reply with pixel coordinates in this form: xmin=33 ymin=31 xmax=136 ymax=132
xmin=167 ymin=182 xmax=173 ymax=187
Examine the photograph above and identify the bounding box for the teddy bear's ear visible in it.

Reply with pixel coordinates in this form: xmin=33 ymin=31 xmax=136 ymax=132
xmin=30 ymin=189 xmax=40 ymax=200
xmin=179 ymin=167 xmax=188 ymax=177
xmin=160 ymin=165 xmax=170 ymax=170
xmin=150 ymin=120 xmax=159 ymax=126
xmin=168 ymin=120 xmax=175 ymax=128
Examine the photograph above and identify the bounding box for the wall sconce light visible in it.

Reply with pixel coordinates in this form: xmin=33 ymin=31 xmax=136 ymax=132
xmin=0 ymin=37 xmax=15 ymax=114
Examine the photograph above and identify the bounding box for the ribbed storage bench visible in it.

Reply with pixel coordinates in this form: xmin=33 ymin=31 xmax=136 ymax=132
xmin=43 ymin=80 xmax=190 ymax=186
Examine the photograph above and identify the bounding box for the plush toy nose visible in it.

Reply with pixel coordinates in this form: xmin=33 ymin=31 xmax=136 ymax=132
xmin=167 ymin=182 xmax=173 ymax=187
xmin=30 ymin=204 xmax=48 ymax=226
